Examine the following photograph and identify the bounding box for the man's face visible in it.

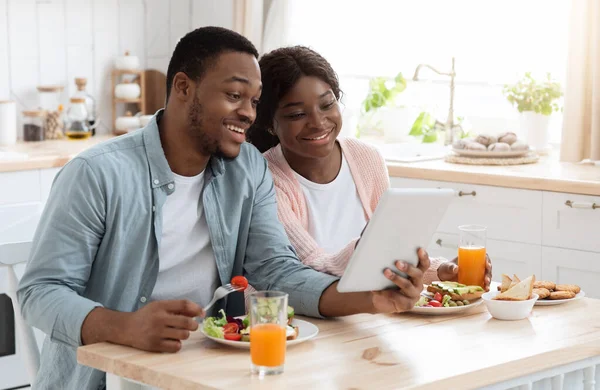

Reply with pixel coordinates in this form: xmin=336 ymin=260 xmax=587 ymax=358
xmin=185 ymin=52 xmax=262 ymax=159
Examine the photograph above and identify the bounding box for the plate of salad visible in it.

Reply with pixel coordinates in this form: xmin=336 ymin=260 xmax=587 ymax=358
xmin=201 ymin=306 xmax=319 ymax=349
xmin=411 ymin=282 xmax=485 ymax=315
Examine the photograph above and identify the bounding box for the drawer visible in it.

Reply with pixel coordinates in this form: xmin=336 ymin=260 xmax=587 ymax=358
xmin=542 ymin=192 xmax=600 ymax=253
xmin=0 ymin=170 xmax=40 ymax=205
xmin=429 ymin=233 xmax=542 ymax=283
xmin=391 ymin=178 xmax=542 ymax=245
xmin=541 ymin=247 xmax=600 ymax=299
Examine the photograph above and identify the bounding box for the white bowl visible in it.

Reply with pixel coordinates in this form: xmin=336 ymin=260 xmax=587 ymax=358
xmin=481 ymin=291 xmax=538 ymax=321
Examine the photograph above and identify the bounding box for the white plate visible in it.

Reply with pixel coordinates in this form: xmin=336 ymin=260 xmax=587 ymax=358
xmin=534 ymin=291 xmax=585 ymax=306
xmin=452 ymin=148 xmax=530 ymax=158
xmin=200 ymin=318 xmax=319 ymax=349
xmin=410 ymin=298 xmax=484 ymax=315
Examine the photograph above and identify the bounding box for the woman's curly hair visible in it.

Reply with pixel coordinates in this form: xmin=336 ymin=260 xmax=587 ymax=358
xmin=247 ymin=46 xmax=342 ymax=153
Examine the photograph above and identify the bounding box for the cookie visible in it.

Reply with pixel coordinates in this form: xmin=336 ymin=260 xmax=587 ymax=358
xmin=533 ymin=281 xmax=556 ymax=291
xmin=555 ymin=284 xmax=581 ymax=294
xmin=533 ymin=288 xmax=551 ymax=299
xmin=549 ymin=291 xmax=576 ymax=300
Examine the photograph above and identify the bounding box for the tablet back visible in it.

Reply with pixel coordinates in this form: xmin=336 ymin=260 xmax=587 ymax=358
xmin=337 ymin=187 xmax=454 ymax=293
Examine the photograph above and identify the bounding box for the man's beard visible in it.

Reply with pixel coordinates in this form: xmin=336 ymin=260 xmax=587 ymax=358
xmin=188 ymin=95 xmax=221 ymax=156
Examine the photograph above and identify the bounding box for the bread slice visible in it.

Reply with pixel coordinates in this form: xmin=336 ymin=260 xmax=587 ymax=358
xmin=500 ymin=274 xmax=512 ymax=293
xmin=494 ymin=275 xmax=535 ymax=301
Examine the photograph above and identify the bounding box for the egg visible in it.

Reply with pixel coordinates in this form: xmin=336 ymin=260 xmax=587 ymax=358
xmin=475 ymin=135 xmax=498 ymax=147
xmin=510 ymin=141 xmax=530 ymax=151
xmin=488 ymin=142 xmax=511 ymax=152
xmin=497 ymin=132 xmax=518 ymax=145
xmin=464 ymin=142 xmax=487 ymax=151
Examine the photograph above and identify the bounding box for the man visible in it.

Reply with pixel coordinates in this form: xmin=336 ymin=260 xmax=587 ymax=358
xmin=18 ymin=27 xmax=430 ymax=390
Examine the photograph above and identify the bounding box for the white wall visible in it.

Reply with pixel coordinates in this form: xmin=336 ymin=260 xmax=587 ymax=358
xmin=0 ymin=0 xmax=234 ymax=136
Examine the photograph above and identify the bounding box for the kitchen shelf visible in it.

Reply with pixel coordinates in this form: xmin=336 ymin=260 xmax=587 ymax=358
xmin=111 ymin=69 xmax=146 ymax=136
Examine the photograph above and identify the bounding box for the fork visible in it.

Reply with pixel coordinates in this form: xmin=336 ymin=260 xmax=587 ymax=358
xmin=203 ymin=283 xmax=244 ymax=313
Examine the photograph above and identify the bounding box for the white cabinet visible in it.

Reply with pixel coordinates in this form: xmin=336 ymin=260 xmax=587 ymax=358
xmin=429 ymin=232 xmax=542 ymax=283
xmin=392 ymin=176 xmax=599 ymax=290
xmin=0 ymin=170 xmax=40 ymax=205
xmin=542 ymin=192 xmax=600 ymax=253
xmin=542 ymin=247 xmax=600 ymax=299
xmin=391 ymin=178 xmax=542 ymax=245
xmin=39 ymin=167 xmax=61 ymax=204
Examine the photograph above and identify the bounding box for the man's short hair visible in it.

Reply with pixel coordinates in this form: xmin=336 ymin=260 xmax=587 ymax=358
xmin=165 ymin=26 xmax=259 ymax=101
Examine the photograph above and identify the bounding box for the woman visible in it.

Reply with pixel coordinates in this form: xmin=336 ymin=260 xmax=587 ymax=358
xmin=247 ymin=46 xmax=492 ymax=287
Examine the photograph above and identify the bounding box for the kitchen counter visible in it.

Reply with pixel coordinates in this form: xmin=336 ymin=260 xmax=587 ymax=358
xmin=2 ymin=137 xmax=599 ymax=195
xmin=0 ymin=135 xmax=114 ymax=173
xmin=387 ymin=155 xmax=600 ymax=196
xmin=78 ymin=299 xmax=600 ymax=389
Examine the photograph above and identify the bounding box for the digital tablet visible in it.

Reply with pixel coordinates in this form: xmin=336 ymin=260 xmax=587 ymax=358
xmin=337 ymin=188 xmax=454 ymax=293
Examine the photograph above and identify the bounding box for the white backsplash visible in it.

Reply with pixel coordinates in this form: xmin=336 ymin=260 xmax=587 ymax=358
xmin=0 ymin=0 xmax=234 ymax=137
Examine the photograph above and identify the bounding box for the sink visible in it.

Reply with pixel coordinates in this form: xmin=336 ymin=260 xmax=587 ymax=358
xmin=376 ymin=143 xmax=450 ymax=163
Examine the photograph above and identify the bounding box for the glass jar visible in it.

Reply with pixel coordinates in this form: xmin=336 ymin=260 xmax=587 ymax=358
xmin=37 ymin=85 xmax=64 ymax=112
xmin=65 ymin=98 xmax=92 ymax=140
xmin=73 ymin=78 xmax=97 ymax=135
xmin=22 ymin=110 xmax=46 ymax=142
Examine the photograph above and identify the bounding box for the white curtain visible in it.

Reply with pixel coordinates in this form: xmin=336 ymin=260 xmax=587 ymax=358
xmin=233 ymin=0 xmax=265 ymax=53
xmin=261 ymin=0 xmax=294 ymax=54
xmin=560 ymin=0 xmax=600 ymax=162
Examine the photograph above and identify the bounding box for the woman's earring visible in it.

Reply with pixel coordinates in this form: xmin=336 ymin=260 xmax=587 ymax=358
xmin=267 ymin=128 xmax=275 ymax=136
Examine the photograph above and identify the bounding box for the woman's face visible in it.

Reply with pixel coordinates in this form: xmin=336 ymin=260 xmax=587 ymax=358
xmin=273 ymin=76 xmax=342 ymax=159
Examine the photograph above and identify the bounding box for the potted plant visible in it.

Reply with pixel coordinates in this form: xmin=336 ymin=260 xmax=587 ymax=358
xmin=358 ymin=73 xmax=415 ymax=142
xmin=503 ymin=72 xmax=563 ymax=154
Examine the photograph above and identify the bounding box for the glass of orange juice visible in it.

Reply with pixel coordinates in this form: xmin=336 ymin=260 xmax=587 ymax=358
xmin=458 ymin=225 xmax=487 ymax=288
xmin=249 ymin=291 xmax=288 ymax=376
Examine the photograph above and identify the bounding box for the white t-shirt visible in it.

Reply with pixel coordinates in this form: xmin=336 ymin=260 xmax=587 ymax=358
xmin=150 ymin=170 xmax=220 ymax=309
xmin=294 ymin=156 xmax=367 ymax=254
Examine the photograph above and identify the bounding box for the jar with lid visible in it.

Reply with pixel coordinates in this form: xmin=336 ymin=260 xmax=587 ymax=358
xmin=73 ymin=78 xmax=97 ymax=135
xmin=65 ymin=98 xmax=92 ymax=140
xmin=22 ymin=110 xmax=46 ymax=142
xmin=37 ymin=85 xmax=64 ymax=112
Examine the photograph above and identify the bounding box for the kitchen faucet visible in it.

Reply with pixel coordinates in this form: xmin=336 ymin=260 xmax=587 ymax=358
xmin=412 ymin=57 xmax=460 ymax=145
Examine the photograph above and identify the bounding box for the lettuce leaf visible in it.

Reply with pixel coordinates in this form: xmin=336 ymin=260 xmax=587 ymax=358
xmin=203 ymin=309 xmax=228 ymax=338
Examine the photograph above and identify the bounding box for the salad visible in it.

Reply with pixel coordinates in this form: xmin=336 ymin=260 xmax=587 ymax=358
xmin=415 ymin=281 xmax=484 ymax=308
xmin=203 ymin=306 xmax=298 ymax=342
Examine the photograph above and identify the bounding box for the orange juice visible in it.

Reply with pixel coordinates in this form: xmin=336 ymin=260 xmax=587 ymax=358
xmin=458 ymin=246 xmax=486 ymax=287
xmin=250 ymin=323 xmax=286 ymax=367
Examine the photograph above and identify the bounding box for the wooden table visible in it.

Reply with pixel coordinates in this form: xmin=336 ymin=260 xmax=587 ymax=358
xmin=78 ymin=298 xmax=600 ymax=390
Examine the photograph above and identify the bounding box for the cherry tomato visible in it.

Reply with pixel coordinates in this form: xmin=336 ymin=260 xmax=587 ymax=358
xmin=433 ymin=292 xmax=443 ymax=302
xmin=428 ymin=300 xmax=442 ymax=307
xmin=224 ymin=333 xmax=242 ymax=341
xmin=223 ymin=323 xmax=239 ymax=334
xmin=231 ymin=276 xmax=248 ymax=291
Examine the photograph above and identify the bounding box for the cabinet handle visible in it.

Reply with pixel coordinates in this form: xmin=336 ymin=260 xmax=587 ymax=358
xmin=458 ymin=190 xmax=477 ymax=197
xmin=565 ymin=200 xmax=598 ymax=210
xmin=436 ymin=239 xmax=458 ymax=249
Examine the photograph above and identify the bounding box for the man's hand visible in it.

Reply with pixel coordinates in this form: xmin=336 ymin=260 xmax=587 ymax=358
xmin=370 ymin=248 xmax=430 ymax=313
xmin=81 ymin=299 xmax=204 ymax=353
xmin=436 ymin=254 xmax=493 ymax=291
xmin=122 ymin=300 xmax=203 ymax=352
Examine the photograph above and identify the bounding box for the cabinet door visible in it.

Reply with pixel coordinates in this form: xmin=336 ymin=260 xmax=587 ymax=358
xmin=429 ymin=233 xmax=541 ymax=283
xmin=542 ymin=247 xmax=600 ymax=299
xmin=542 ymin=192 xmax=600 ymax=253
xmin=0 ymin=170 xmax=40 ymax=206
xmin=391 ymin=177 xmax=543 ymax=245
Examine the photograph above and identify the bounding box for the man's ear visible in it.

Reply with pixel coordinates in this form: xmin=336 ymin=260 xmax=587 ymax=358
xmin=171 ymin=72 xmax=193 ymax=101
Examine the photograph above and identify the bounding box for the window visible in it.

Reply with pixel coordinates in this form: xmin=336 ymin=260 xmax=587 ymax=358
xmin=278 ymin=0 xmax=571 ymax=144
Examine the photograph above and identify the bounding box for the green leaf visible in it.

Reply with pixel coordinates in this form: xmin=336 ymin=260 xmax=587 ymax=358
xmin=409 ymin=112 xmax=427 ymax=136
xmin=422 ymin=132 xmax=438 ymax=143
